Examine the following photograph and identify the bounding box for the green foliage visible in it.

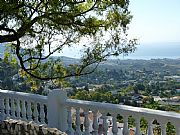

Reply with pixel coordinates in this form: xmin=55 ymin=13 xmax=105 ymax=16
xmin=71 ymin=90 xmax=116 ymax=103
xmin=0 ymin=0 xmax=138 ymax=81
xmin=118 ymin=85 xmax=134 ymax=96
xmin=71 ymin=90 xmax=90 ymax=100
xmin=143 ymin=101 xmax=160 ymax=110
xmin=140 ymin=118 xmax=148 ymax=133
xmin=0 ymin=58 xmax=19 ymax=90
xmin=2 ymin=44 xmax=18 ymax=68
xmin=166 ymin=122 xmax=176 ymax=135
xmin=3 ymin=51 xmax=9 ymax=63
xmin=128 ymin=116 xmax=135 ymax=128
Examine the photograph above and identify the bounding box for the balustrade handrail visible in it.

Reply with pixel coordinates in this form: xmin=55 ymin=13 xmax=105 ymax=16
xmin=0 ymin=89 xmax=47 ymax=104
xmin=1 ymin=89 xmax=180 ymax=135
xmin=0 ymin=89 xmax=47 ymax=125
xmin=1 ymin=89 xmax=179 ymax=121
xmin=66 ymin=99 xmax=180 ymax=122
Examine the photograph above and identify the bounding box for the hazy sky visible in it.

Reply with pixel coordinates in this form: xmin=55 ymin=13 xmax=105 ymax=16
xmin=128 ymin=0 xmax=180 ymax=43
xmin=53 ymin=1 xmax=180 ymax=58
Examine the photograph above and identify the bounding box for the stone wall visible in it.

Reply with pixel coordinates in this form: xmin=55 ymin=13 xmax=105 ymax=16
xmin=0 ymin=119 xmax=67 ymax=135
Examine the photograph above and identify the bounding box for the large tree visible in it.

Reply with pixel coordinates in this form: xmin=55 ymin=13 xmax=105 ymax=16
xmin=0 ymin=0 xmax=137 ymax=81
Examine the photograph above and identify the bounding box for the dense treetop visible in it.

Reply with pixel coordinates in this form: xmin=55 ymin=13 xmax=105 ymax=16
xmin=0 ymin=0 xmax=137 ymax=82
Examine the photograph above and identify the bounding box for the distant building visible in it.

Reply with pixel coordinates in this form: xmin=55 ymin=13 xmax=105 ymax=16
xmin=170 ymin=96 xmax=180 ymax=102
xmin=76 ymin=86 xmax=85 ymax=90
xmin=153 ymin=96 xmax=162 ymax=102
xmin=164 ymin=75 xmax=180 ymax=82
xmin=176 ymin=89 xmax=180 ymax=93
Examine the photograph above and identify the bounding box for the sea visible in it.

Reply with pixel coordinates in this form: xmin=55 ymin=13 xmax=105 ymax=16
xmin=0 ymin=42 xmax=180 ymax=60
xmin=117 ymin=42 xmax=180 ymax=60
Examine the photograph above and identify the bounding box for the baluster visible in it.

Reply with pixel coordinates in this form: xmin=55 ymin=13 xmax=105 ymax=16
xmin=175 ymin=124 xmax=180 ymax=135
xmin=160 ymin=122 xmax=166 ymax=135
xmin=40 ymin=103 xmax=45 ymax=124
xmin=112 ymin=113 xmax=118 ymax=135
xmin=5 ymin=97 xmax=10 ymax=117
xmin=21 ymin=100 xmax=27 ymax=120
xmin=92 ymin=110 xmax=98 ymax=135
xmin=134 ymin=115 xmax=141 ymax=135
xmin=11 ymin=98 xmax=15 ymax=118
xmin=27 ymin=101 xmax=32 ymax=121
xmin=122 ymin=115 xmax=129 ymax=135
xmin=102 ymin=113 xmax=108 ymax=135
xmin=0 ymin=96 xmax=5 ymax=120
xmin=75 ymin=107 xmax=82 ymax=135
xmin=66 ymin=107 xmax=74 ymax=135
xmin=16 ymin=99 xmax=21 ymax=119
xmin=146 ymin=118 xmax=154 ymax=135
xmin=46 ymin=106 xmax=48 ymax=124
xmin=33 ymin=102 xmax=39 ymax=123
xmin=84 ymin=109 xmax=90 ymax=135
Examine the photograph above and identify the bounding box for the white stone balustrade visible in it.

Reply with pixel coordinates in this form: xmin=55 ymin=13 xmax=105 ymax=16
xmin=0 ymin=89 xmax=180 ymax=135
xmin=65 ymin=94 xmax=180 ymax=135
xmin=0 ymin=89 xmax=47 ymax=125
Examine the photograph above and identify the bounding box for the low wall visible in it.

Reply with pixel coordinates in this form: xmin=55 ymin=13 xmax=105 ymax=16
xmin=0 ymin=119 xmax=67 ymax=135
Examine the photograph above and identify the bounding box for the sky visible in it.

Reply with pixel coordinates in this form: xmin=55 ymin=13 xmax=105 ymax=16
xmin=128 ymin=0 xmax=180 ymax=43
xmin=54 ymin=1 xmax=180 ymax=58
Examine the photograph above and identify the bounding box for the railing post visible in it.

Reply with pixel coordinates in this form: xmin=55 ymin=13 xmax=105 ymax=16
xmin=134 ymin=115 xmax=141 ymax=135
xmin=66 ymin=106 xmax=74 ymax=135
xmin=92 ymin=110 xmax=98 ymax=135
xmin=122 ymin=114 xmax=129 ymax=135
xmin=83 ymin=108 xmax=90 ymax=135
xmin=75 ymin=107 xmax=82 ymax=135
xmin=146 ymin=117 xmax=154 ymax=135
xmin=112 ymin=113 xmax=118 ymax=135
xmin=102 ymin=113 xmax=108 ymax=135
xmin=159 ymin=119 xmax=167 ymax=135
xmin=0 ymin=94 xmax=4 ymax=120
xmin=175 ymin=125 xmax=180 ymax=135
xmin=47 ymin=89 xmax=68 ymax=132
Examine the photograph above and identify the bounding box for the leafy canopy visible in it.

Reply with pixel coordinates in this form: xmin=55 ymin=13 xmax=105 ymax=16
xmin=0 ymin=0 xmax=137 ymax=81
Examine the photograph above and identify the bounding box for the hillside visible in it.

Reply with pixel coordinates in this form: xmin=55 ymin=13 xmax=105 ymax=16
xmin=0 ymin=44 xmax=179 ymax=74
